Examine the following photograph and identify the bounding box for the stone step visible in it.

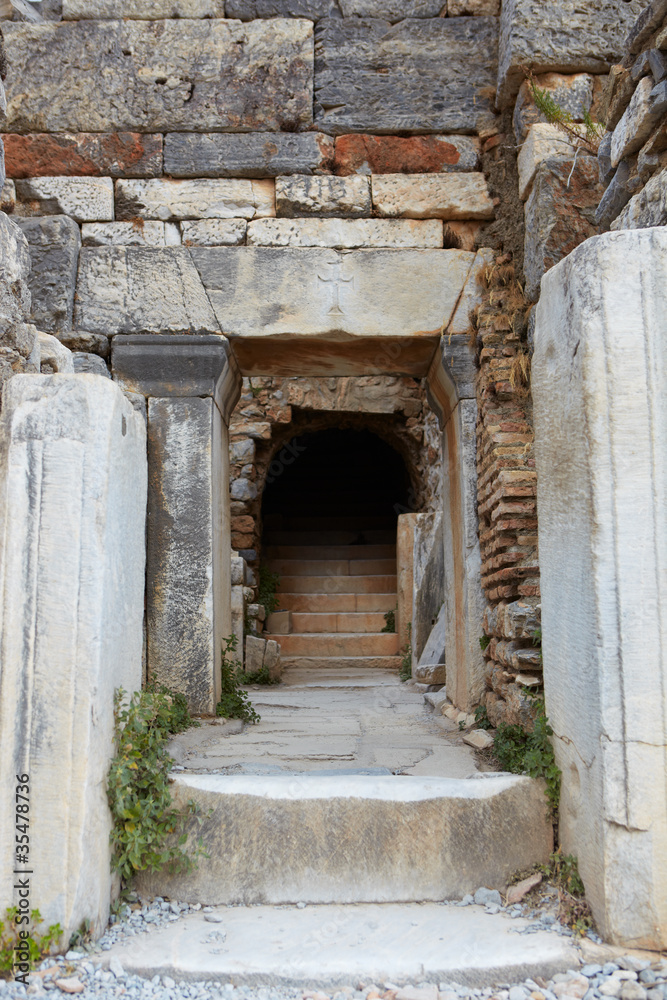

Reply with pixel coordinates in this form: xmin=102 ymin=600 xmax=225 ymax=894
xmin=276 ymin=574 xmax=397 ymax=595
xmin=266 ymin=632 xmax=400 ymax=656
xmin=280 ymin=656 xmax=403 ymax=670
xmin=135 ymin=773 xmax=553 ymax=906
xmin=267 ymin=558 xmax=396 ymax=576
xmin=100 ymin=901 xmax=579 ymax=987
xmin=276 ymin=593 xmax=398 ymax=613
xmin=291 ymin=611 xmax=388 ymax=633
xmin=265 ymin=544 xmax=396 ymax=559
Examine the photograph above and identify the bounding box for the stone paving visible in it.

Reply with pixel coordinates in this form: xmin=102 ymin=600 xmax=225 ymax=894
xmin=167 ymin=669 xmax=478 ymax=778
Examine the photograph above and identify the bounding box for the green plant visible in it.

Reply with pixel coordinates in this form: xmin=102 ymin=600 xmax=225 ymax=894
xmin=493 ymin=699 xmax=561 ymax=811
xmin=529 ymin=75 xmax=604 ymax=155
xmin=398 ymin=622 xmax=412 ymax=682
xmin=1 ymin=908 xmax=62 ymax=979
xmin=68 ymin=918 xmax=92 ymax=950
xmin=107 ymin=687 xmax=204 ymax=885
xmin=479 ymin=635 xmax=491 ymax=651
xmin=474 ymin=704 xmax=492 ymax=730
xmin=539 ymin=849 xmax=593 ymax=935
xmin=216 ymin=635 xmax=261 ymax=723
xmin=257 ymin=566 xmax=280 ymax=621
xmin=382 ymin=608 xmax=396 ymax=633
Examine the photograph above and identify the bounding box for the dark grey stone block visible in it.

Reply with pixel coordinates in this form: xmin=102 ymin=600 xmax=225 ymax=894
xmin=13 ymin=215 xmax=81 ymax=334
xmin=597 ymin=131 xmax=614 ymax=186
xmin=314 ymin=16 xmax=499 ymax=135
xmin=164 ymin=132 xmax=334 ymax=179
xmin=595 ymin=161 xmax=632 ymax=229
xmin=340 ymin=1 xmax=445 ymax=17
xmin=226 ymin=0 xmax=338 ymax=17
xmin=649 ymin=48 xmax=667 ymax=83
xmin=72 ymin=351 xmax=111 ymax=377
xmin=627 ymin=0 xmax=667 ymax=56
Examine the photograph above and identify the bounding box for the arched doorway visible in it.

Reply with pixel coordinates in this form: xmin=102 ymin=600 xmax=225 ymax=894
xmin=261 ymin=427 xmax=414 ymax=670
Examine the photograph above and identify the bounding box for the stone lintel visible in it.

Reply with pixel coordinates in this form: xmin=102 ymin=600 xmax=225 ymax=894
xmin=111 ymin=334 xmax=241 ymax=424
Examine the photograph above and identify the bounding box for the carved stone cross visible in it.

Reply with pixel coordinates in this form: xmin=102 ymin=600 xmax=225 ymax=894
xmin=317 ymin=258 xmax=355 ymax=316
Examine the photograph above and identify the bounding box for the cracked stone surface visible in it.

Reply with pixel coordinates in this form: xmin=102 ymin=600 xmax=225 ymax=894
xmin=168 ymin=668 xmax=478 ymax=777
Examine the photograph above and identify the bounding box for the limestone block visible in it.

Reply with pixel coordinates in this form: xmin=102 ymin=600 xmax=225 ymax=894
xmin=37 ymin=331 xmax=74 ymax=373
xmin=275 ymin=175 xmax=371 ymax=217
xmin=611 ymin=77 xmax=667 ymax=167
xmin=13 ymin=215 xmax=81 ymax=333
xmin=246 ymin=217 xmax=443 ymax=248
xmin=523 ymin=155 xmax=602 ymax=302
xmin=63 ymin=0 xmax=224 ymax=16
xmin=264 ymin=639 xmax=282 ymax=681
xmin=334 ymin=134 xmax=480 ymax=176
xmin=266 ymin=610 xmax=291 ymax=634
xmin=418 ymin=603 xmax=446 ymax=669
xmin=147 ymin=396 xmax=230 ymax=713
xmin=413 ymin=663 xmax=446 ymax=684
xmin=3 ymin=20 xmax=313 ymax=133
xmin=371 ymin=173 xmax=494 ymax=220
xmin=245 ymin=635 xmax=266 ymax=674
xmin=226 ymin=0 xmax=336 ymax=16
xmin=73 ymin=352 xmax=111 ymax=377
xmin=181 ymin=219 xmax=247 ymax=247
xmin=0 ymin=374 xmax=146 ymax=942
xmin=0 ymin=180 xmax=15 ymax=214
xmin=513 ymin=73 xmax=595 ymax=144
xmin=314 ymin=17 xmax=498 ymax=134
xmin=339 ymin=0 xmax=444 ymax=15
xmin=190 ymin=246 xmax=474 ymax=341
xmin=626 ymin=0 xmax=667 ymax=57
xmin=136 ymin=772 xmax=553 ymax=904
xmin=74 ymin=247 xmax=220 ymax=335
xmin=496 ymin=0 xmax=645 ymax=109
xmin=462 ymin=730 xmax=494 ymax=750
xmin=14 ymin=176 xmax=114 ymax=222
xmin=533 ymin=228 xmax=667 ymax=950
xmin=82 ymin=221 xmax=167 ymax=247
xmin=4 ymin=132 xmax=163 ymax=179
xmin=517 ymin=123 xmax=583 ymax=200
xmin=611 ymin=166 xmax=667 ymax=230
xmin=116 ymin=178 xmax=274 ymax=222
xmin=447 ymin=0 xmax=498 ymax=13
xmin=411 ymin=511 xmax=444 ymax=664
xmin=604 ymin=65 xmax=636 ymax=132
xmin=165 ymin=132 xmax=334 ymax=179
xmin=595 ymin=161 xmax=632 ymax=230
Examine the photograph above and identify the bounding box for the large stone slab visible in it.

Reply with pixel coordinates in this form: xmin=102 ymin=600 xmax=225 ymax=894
xmin=0 ymin=374 xmax=146 ymax=944
xmin=14 ymin=215 xmax=81 ymax=333
xmin=115 ymin=178 xmax=275 ymax=221
xmin=246 ymin=217 xmax=443 ymax=247
xmin=3 ymin=19 xmax=313 ymax=133
xmin=63 ymin=0 xmax=224 ymax=16
xmin=74 ymin=247 xmax=220 ymax=335
xmin=334 ymin=134 xmax=480 ymax=176
xmin=496 ymin=0 xmax=645 ymax=109
xmin=14 ymin=176 xmax=114 ymax=222
xmin=164 ymin=132 xmax=334 ymax=179
xmin=136 ymin=773 xmax=552 ymax=903
xmin=275 ymin=175 xmax=371 ymax=217
xmin=314 ymin=16 xmax=498 ymax=134
xmin=4 ymin=133 xmax=163 ymax=178
xmin=371 ymin=173 xmax=494 ymax=219
xmin=533 ymin=228 xmax=667 ymax=950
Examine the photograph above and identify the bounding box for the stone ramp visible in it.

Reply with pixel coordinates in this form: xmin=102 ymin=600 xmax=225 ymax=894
xmin=100 ymin=903 xmax=580 ymax=987
xmin=135 ymin=774 xmax=552 ymax=906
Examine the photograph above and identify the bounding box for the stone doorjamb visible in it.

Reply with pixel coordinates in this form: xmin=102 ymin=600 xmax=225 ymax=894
xmin=426 ymin=333 xmax=486 ymax=711
xmin=111 ymin=334 xmax=242 ymax=714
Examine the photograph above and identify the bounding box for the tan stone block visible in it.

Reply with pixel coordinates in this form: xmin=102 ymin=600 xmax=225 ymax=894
xmin=81 ymin=221 xmax=166 ymax=247
xmin=63 ymin=0 xmax=223 ymax=15
xmin=517 ymin=123 xmax=583 ymax=200
xmin=462 ymin=730 xmax=494 ymax=750
xmin=246 ymin=217 xmax=443 ymax=248
xmin=265 ymin=611 xmax=292 ymax=634
xmin=116 ymin=178 xmax=275 ymax=222
xmin=15 ymin=176 xmax=114 ymax=222
xmin=181 ymin=219 xmax=247 ymax=247
xmin=275 ymin=175 xmax=371 ymax=217
xmin=371 ymin=173 xmax=494 ymax=220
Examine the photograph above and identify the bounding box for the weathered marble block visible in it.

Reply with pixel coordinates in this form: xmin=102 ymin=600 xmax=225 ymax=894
xmin=275 ymin=175 xmax=371 ymax=217
xmin=226 ymin=0 xmax=337 ymax=16
xmin=517 ymin=123 xmax=582 ymax=200
xmin=164 ymin=132 xmax=334 ymax=179
xmin=13 ymin=215 xmax=81 ymax=333
xmin=74 ymin=247 xmax=220 ymax=335
xmin=63 ymin=0 xmax=224 ymax=16
xmin=533 ymin=228 xmax=667 ymax=950
xmin=181 ymin=219 xmax=247 ymax=246
xmin=371 ymin=173 xmax=494 ymax=220
xmin=81 ymin=221 xmax=167 ymax=247
xmin=3 ymin=19 xmax=313 ymax=133
xmin=339 ymin=0 xmax=445 ymax=15
xmin=116 ymin=178 xmax=275 ymax=222
xmin=15 ymin=176 xmax=114 ymax=222
xmin=611 ymin=77 xmax=667 ymax=167
xmin=246 ymin=217 xmax=443 ymax=247
xmin=611 ymin=166 xmax=667 ymax=230
xmin=314 ymin=16 xmax=498 ymax=134
xmin=0 ymin=374 xmax=146 ymax=944
xmin=497 ymin=0 xmax=645 ymax=108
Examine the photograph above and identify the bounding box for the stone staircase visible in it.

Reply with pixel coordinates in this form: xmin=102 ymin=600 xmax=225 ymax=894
xmin=263 ymin=526 xmax=402 ymax=670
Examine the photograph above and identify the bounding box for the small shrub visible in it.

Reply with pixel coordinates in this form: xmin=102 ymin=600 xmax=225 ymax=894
xmin=474 ymin=704 xmax=492 ymax=730
xmin=257 ymin=567 xmax=280 ymax=620
xmin=529 ymin=74 xmax=604 ymax=155
xmin=382 ymin=608 xmax=396 ymax=633
xmin=398 ymin=622 xmax=412 ymax=682
xmin=107 ymin=687 xmax=204 ymax=886
xmin=479 ymin=635 xmax=491 ymax=651
xmin=216 ymin=635 xmax=261 ymax=723
xmin=540 ymin=849 xmax=593 ymax=935
xmin=493 ymin=699 xmax=561 ymax=811
xmin=0 ymin=908 xmax=62 ymax=980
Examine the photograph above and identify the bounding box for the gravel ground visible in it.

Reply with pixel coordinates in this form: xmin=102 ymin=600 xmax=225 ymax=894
xmin=1 ymin=892 xmax=665 ymax=1000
